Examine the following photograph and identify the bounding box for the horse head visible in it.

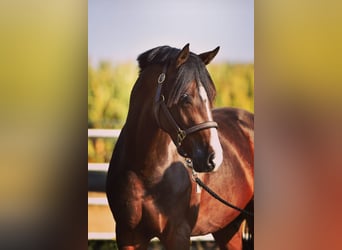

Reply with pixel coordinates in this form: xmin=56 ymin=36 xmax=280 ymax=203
xmin=140 ymin=44 xmax=222 ymax=172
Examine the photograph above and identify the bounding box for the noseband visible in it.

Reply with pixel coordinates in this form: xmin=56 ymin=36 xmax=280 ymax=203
xmin=153 ymin=69 xmax=218 ymax=157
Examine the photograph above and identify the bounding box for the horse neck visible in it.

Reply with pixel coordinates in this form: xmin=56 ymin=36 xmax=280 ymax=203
xmin=123 ymin=77 xmax=178 ymax=177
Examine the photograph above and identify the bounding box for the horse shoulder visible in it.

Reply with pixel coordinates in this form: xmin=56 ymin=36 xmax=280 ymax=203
xmin=206 ymin=108 xmax=254 ymax=222
xmin=213 ymin=107 xmax=254 ymax=147
xmin=213 ymin=107 xmax=254 ymax=174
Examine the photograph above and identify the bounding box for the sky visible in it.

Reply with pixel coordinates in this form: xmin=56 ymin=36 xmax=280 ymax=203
xmin=88 ymin=0 xmax=254 ymax=65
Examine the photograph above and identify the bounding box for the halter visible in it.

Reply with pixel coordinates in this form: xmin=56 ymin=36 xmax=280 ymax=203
xmin=153 ymin=67 xmax=218 ymax=157
xmin=153 ymin=66 xmax=254 ymax=217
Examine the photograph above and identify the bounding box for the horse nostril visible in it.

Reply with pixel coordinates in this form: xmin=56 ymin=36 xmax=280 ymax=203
xmin=207 ymin=152 xmax=216 ymax=170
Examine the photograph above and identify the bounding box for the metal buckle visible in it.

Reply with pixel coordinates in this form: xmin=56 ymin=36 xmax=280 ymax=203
xmin=185 ymin=158 xmax=193 ymax=168
xmin=177 ymin=129 xmax=186 ymax=146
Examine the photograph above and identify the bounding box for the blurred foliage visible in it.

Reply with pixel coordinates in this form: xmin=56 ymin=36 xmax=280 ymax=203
xmin=88 ymin=138 xmax=117 ymax=163
xmin=88 ymin=61 xmax=254 ymax=162
xmin=207 ymin=63 xmax=254 ymax=113
xmin=88 ymin=62 xmax=138 ymax=129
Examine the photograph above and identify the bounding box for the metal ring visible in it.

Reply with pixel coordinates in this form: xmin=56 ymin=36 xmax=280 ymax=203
xmin=158 ymin=73 xmax=166 ymax=84
xmin=185 ymin=158 xmax=193 ymax=167
xmin=177 ymin=129 xmax=186 ymax=146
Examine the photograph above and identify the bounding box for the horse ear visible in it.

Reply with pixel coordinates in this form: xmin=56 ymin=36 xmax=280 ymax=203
xmin=198 ymin=46 xmax=220 ymax=65
xmin=176 ymin=43 xmax=190 ymax=68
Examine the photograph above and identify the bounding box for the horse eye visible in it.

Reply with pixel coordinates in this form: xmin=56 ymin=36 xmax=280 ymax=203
xmin=180 ymin=94 xmax=192 ymax=105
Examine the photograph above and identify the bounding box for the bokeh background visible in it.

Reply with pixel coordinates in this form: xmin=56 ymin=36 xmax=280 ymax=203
xmin=88 ymin=0 xmax=254 ymax=162
xmin=0 ymin=0 xmax=342 ymax=249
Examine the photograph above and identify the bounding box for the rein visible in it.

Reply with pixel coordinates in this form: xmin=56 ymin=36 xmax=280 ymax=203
xmin=194 ymin=176 xmax=254 ymax=217
xmin=186 ymin=159 xmax=254 ymax=217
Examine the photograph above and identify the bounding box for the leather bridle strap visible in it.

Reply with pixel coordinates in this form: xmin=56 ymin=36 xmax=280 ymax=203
xmin=183 ymin=121 xmax=218 ymax=135
xmin=154 ymin=71 xmax=218 ymax=150
xmin=159 ymin=99 xmax=218 ymax=146
xmin=153 ymin=72 xmax=166 ymax=128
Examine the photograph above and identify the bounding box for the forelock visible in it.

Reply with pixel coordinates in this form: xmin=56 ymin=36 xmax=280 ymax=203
xmin=166 ymin=54 xmax=216 ymax=107
xmin=137 ymin=46 xmax=178 ymax=71
xmin=136 ymin=46 xmax=216 ymax=106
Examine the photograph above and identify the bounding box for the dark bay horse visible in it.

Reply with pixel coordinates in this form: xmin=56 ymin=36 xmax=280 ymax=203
xmin=106 ymin=44 xmax=254 ymax=250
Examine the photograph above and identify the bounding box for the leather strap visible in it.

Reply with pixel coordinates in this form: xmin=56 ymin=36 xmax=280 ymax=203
xmin=153 ymin=69 xmax=218 ymax=154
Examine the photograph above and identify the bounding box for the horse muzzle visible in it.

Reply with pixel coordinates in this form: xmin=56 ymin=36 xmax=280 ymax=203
xmin=191 ymin=146 xmax=223 ymax=173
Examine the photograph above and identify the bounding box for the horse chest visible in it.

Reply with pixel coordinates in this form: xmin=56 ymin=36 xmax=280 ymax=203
xmin=111 ymin=172 xmax=145 ymax=228
xmin=141 ymin=177 xmax=192 ymax=233
xmin=141 ymin=194 xmax=168 ymax=233
xmin=115 ymin=172 xmax=178 ymax=232
xmin=120 ymin=188 xmax=165 ymax=231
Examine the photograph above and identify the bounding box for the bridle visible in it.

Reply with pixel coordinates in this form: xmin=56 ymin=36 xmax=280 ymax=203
xmin=153 ymin=66 xmax=254 ymax=217
xmin=153 ymin=67 xmax=218 ymax=157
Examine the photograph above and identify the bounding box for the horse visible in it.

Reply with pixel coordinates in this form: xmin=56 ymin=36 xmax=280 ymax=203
xmin=106 ymin=44 xmax=254 ymax=250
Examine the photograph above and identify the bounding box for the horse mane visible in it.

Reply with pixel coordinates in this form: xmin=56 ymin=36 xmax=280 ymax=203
xmin=137 ymin=45 xmax=216 ymax=107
